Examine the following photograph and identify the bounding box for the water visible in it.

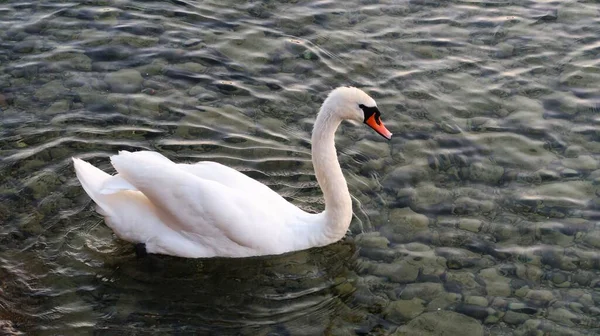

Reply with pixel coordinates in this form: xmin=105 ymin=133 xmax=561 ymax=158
xmin=1 ymin=0 xmax=599 ymax=334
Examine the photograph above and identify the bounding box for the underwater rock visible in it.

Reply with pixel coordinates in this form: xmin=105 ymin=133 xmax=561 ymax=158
xmin=105 ymin=69 xmax=144 ymax=93
xmin=443 ymin=271 xmax=483 ymax=295
xmin=503 ymin=310 xmax=529 ymax=325
xmin=547 ymin=307 xmax=578 ymax=327
xmin=515 ymin=319 xmax=581 ymax=336
xmin=462 ymin=159 xmax=504 ymax=184
xmin=590 ymin=169 xmax=600 ymax=181
xmin=425 ymin=292 xmax=461 ymax=311
xmin=27 ymin=171 xmax=62 ymax=200
xmin=573 ymin=270 xmax=594 ymax=286
xmin=47 ymin=52 xmax=92 ymax=71
xmin=353 ymin=282 xmax=389 ymax=313
xmin=399 ymin=282 xmax=445 ymax=302
xmin=130 ymin=95 xmax=161 ymax=117
xmin=562 ymin=155 xmax=598 ymax=170
xmin=437 ymin=247 xmax=491 ymax=271
xmin=136 ymin=59 xmax=169 ymax=76
xmin=526 ymin=180 xmax=594 ymax=209
xmin=479 ymin=133 xmax=556 ymax=170
xmin=354 ymin=232 xmax=390 ymax=249
xmin=578 ymin=293 xmax=594 ymax=307
xmin=478 ymin=267 xmax=511 ymax=297
xmin=560 ymin=167 xmax=579 ymax=178
xmin=455 ymin=303 xmax=489 ymax=321
xmin=404 ymin=242 xmax=431 ymax=252
xmin=105 ymin=93 xmax=130 ymax=114
xmin=382 ymin=164 xmax=430 ymax=189
xmin=360 ymin=158 xmax=387 ymax=175
xmin=354 ymin=139 xmax=391 ymax=160
xmin=465 ymin=296 xmax=488 ymax=307
xmin=386 ymin=207 xmax=429 ymax=242
xmin=564 ymin=145 xmax=583 ymax=158
xmin=411 ymin=182 xmax=453 ymax=213
xmin=13 ymin=39 xmax=36 ymax=53
xmin=458 ymin=218 xmax=483 ymax=233
xmin=44 ymin=100 xmax=70 ymax=115
xmin=368 ymin=259 xmax=419 ymax=283
xmin=557 ymin=2 xmax=598 ymax=21
xmin=495 ymin=42 xmax=514 ymax=58
xmin=550 ymin=271 xmax=570 ymax=287
xmin=112 ymin=34 xmax=159 ymax=48
xmin=384 ymin=298 xmax=425 ymax=323
xmin=0 ymin=93 xmax=7 ymax=108
xmin=515 ymin=264 xmax=543 ymax=283
xmin=187 ymin=84 xmax=214 ymax=97
xmin=18 ymin=213 xmax=44 ymax=235
xmin=393 ymin=310 xmax=483 ymax=336
xmin=173 ymin=62 xmax=207 ymax=74
xmin=582 ymin=230 xmax=600 ymax=249
xmin=524 ymin=290 xmax=555 ymax=306
xmin=34 ymin=80 xmax=66 ymax=102
xmin=540 ymin=225 xmax=574 ymax=247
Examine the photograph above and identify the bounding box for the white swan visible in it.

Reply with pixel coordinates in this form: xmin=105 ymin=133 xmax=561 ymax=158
xmin=73 ymin=86 xmax=392 ymax=258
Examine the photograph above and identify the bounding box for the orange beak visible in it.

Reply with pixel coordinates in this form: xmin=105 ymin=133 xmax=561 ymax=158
xmin=365 ymin=114 xmax=392 ymax=140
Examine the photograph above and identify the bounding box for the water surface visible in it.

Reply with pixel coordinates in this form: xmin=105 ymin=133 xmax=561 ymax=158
xmin=1 ymin=0 xmax=599 ymax=335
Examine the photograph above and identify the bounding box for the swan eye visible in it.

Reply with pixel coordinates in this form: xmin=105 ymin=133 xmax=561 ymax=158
xmin=359 ymin=104 xmax=381 ymax=125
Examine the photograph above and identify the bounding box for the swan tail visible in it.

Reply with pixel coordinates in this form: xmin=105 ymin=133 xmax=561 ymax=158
xmin=72 ymin=158 xmax=115 ymax=216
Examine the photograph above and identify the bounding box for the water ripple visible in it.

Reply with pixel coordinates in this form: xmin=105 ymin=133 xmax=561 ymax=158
xmin=1 ymin=0 xmax=600 ymax=334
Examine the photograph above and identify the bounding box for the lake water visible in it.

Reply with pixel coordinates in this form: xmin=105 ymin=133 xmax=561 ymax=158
xmin=1 ymin=0 xmax=599 ymax=335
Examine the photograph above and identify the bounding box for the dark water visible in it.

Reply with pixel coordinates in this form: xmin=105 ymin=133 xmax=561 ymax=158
xmin=1 ymin=0 xmax=599 ymax=335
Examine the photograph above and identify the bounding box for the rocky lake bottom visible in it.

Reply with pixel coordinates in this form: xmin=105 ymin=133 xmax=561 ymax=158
xmin=0 ymin=0 xmax=599 ymax=335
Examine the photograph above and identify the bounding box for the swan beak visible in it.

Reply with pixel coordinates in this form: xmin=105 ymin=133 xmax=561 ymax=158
xmin=365 ymin=114 xmax=392 ymax=140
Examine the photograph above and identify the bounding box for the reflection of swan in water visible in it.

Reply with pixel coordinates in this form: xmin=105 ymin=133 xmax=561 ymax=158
xmin=73 ymin=87 xmax=391 ymax=258
xmin=92 ymin=240 xmax=357 ymax=334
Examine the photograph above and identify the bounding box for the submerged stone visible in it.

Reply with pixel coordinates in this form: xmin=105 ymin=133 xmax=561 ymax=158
xmin=384 ymin=298 xmax=425 ymax=323
xmin=582 ymin=230 xmax=600 ymax=249
xmin=399 ymin=282 xmax=445 ymax=301
xmin=562 ymin=155 xmax=598 ymax=170
xmin=503 ymin=310 xmax=529 ymax=325
xmin=394 ymin=310 xmax=483 ymax=336
xmin=44 ymin=100 xmax=70 ymax=115
xmin=524 ymin=289 xmax=555 ymax=306
xmin=354 ymin=138 xmax=391 ymax=159
xmin=458 ymin=218 xmax=483 ymax=233
xmin=105 ymin=69 xmax=144 ymax=93
xmin=465 ymin=295 xmax=488 ymax=307
xmin=383 ymin=164 xmax=430 ymax=189
xmin=388 ymin=207 xmax=429 ymax=234
xmin=463 ymin=159 xmax=504 ymax=184
xmin=426 ymin=292 xmax=461 ymax=311
xmin=547 ymin=307 xmax=578 ymax=327
xmin=478 ymin=267 xmax=512 ymax=297
xmin=34 ymin=80 xmax=66 ymax=102
xmin=369 ymin=259 xmax=419 ymax=283
xmin=47 ymin=52 xmax=92 ymax=71
xmin=354 ymin=232 xmax=390 ymax=249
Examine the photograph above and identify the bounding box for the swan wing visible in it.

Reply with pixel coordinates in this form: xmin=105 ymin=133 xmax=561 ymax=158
xmin=177 ymin=161 xmax=300 ymax=213
xmin=109 ymin=151 xmax=292 ymax=255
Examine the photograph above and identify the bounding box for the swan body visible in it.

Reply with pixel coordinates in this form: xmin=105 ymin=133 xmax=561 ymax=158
xmin=73 ymin=86 xmax=392 ymax=258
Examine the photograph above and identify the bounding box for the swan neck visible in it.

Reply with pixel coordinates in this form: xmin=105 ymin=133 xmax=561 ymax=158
xmin=311 ymin=106 xmax=352 ymax=241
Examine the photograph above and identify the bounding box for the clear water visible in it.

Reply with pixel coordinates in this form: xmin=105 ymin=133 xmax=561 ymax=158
xmin=1 ymin=0 xmax=599 ymax=335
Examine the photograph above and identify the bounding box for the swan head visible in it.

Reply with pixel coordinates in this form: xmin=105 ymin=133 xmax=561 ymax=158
xmin=324 ymin=86 xmax=392 ymax=140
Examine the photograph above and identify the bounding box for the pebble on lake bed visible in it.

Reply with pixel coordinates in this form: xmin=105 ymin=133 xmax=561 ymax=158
xmin=384 ymin=298 xmax=425 ymax=323
xmin=393 ymin=310 xmax=483 ymax=336
xmin=105 ymin=69 xmax=144 ymax=93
